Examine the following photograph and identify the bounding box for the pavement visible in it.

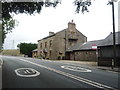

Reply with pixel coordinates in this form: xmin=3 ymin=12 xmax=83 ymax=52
xmin=95 ymin=66 xmax=120 ymax=72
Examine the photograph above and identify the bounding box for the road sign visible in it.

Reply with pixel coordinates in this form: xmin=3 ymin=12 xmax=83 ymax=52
xmin=92 ymin=44 xmax=97 ymax=50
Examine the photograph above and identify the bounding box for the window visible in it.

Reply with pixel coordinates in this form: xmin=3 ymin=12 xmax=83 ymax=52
xmin=71 ymin=31 xmax=75 ymax=34
xmin=49 ymin=40 xmax=52 ymax=47
xmin=49 ymin=50 xmax=52 ymax=57
xmin=40 ymin=43 xmax=42 ymax=49
xmin=70 ymin=42 xmax=72 ymax=46
xmin=59 ymin=52 xmax=62 ymax=55
xmin=45 ymin=42 xmax=47 ymax=48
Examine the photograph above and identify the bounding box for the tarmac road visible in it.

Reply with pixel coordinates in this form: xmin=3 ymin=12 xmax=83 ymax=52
xmin=1 ymin=55 xmax=119 ymax=89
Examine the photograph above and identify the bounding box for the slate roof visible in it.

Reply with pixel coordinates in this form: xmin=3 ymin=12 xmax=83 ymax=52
xmin=38 ymin=34 xmax=55 ymax=42
xmin=38 ymin=29 xmax=66 ymax=42
xmin=99 ymin=31 xmax=120 ymax=46
xmin=66 ymin=40 xmax=103 ymax=52
xmin=38 ymin=28 xmax=87 ymax=42
xmin=66 ymin=31 xmax=120 ymax=52
xmin=32 ymin=49 xmax=38 ymax=52
xmin=66 ymin=42 xmax=83 ymax=52
xmin=42 ymin=34 xmax=55 ymax=40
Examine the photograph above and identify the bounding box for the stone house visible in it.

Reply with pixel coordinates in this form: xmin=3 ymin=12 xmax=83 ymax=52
xmin=66 ymin=40 xmax=103 ymax=62
xmin=32 ymin=49 xmax=38 ymax=58
xmin=37 ymin=21 xmax=87 ymax=60
xmin=98 ymin=32 xmax=120 ymax=67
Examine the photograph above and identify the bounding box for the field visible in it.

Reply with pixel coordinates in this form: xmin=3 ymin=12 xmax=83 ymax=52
xmin=1 ymin=49 xmax=23 ymax=56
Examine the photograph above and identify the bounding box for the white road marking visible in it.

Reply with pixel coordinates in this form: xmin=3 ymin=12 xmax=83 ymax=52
xmin=61 ymin=65 xmax=92 ymax=72
xmin=107 ymin=70 xmax=118 ymax=74
xmin=0 ymin=58 xmax=3 ymax=65
xmin=64 ymin=63 xmax=119 ymax=73
xmin=0 ymin=57 xmax=3 ymax=68
xmin=17 ymin=58 xmax=117 ymax=90
xmin=15 ymin=68 xmax=40 ymax=77
xmin=24 ymin=71 xmax=27 ymax=74
xmin=26 ymin=70 xmax=31 ymax=73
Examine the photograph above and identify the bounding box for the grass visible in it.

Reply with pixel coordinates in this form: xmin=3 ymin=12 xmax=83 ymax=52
xmin=1 ymin=49 xmax=22 ymax=56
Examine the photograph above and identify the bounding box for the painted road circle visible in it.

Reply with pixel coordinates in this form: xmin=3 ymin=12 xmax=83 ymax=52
xmin=61 ymin=65 xmax=92 ymax=72
xmin=15 ymin=68 xmax=40 ymax=77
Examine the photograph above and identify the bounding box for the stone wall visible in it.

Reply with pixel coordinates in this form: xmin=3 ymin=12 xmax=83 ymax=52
xmin=68 ymin=50 xmax=98 ymax=62
xmin=38 ymin=35 xmax=55 ymax=59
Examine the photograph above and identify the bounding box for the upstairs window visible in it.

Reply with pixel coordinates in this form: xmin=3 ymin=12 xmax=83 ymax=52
xmin=45 ymin=42 xmax=47 ymax=48
xmin=40 ymin=43 xmax=42 ymax=49
xmin=49 ymin=40 xmax=52 ymax=47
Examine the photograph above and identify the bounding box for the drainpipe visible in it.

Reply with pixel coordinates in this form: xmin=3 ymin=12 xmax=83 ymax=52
xmin=65 ymin=29 xmax=67 ymax=59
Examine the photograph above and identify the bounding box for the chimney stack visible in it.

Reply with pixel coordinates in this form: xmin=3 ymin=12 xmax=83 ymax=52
xmin=49 ymin=32 xmax=54 ymax=36
xmin=68 ymin=20 xmax=76 ymax=30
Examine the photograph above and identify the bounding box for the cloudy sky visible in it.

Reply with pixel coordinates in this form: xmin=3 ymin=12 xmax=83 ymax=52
xmin=3 ymin=0 xmax=119 ymax=49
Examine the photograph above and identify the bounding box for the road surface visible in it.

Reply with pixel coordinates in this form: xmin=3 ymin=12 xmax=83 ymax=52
xmin=1 ymin=55 xmax=119 ymax=89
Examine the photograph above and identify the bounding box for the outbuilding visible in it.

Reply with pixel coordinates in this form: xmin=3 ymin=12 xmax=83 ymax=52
xmin=66 ymin=40 xmax=103 ymax=63
xmin=98 ymin=32 xmax=120 ymax=67
xmin=32 ymin=49 xmax=38 ymax=58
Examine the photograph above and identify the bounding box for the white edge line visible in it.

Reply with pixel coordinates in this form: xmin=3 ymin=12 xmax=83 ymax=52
xmin=0 ymin=57 xmax=3 ymax=67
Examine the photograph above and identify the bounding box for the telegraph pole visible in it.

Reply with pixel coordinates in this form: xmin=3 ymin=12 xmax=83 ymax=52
xmin=108 ymin=1 xmax=116 ymax=69
xmin=111 ymin=1 xmax=116 ymax=69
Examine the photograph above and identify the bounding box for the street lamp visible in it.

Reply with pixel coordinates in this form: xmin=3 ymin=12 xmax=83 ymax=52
xmin=108 ymin=0 xmax=117 ymax=69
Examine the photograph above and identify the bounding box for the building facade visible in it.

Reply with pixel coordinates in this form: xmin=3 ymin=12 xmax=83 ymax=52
xmin=66 ymin=40 xmax=103 ymax=62
xmin=37 ymin=21 xmax=87 ymax=60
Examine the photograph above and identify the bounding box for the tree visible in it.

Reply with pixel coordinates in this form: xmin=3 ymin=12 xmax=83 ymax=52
xmin=0 ymin=2 xmax=2 ymax=50
xmin=74 ymin=0 xmax=92 ymax=13
xmin=2 ymin=0 xmax=61 ymax=20
xmin=0 ymin=17 xmax=18 ymax=50
xmin=0 ymin=23 xmax=2 ymax=51
xmin=17 ymin=43 xmax=37 ymax=57
xmin=0 ymin=0 xmax=93 ymax=49
xmin=1 ymin=0 xmax=61 ymax=49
